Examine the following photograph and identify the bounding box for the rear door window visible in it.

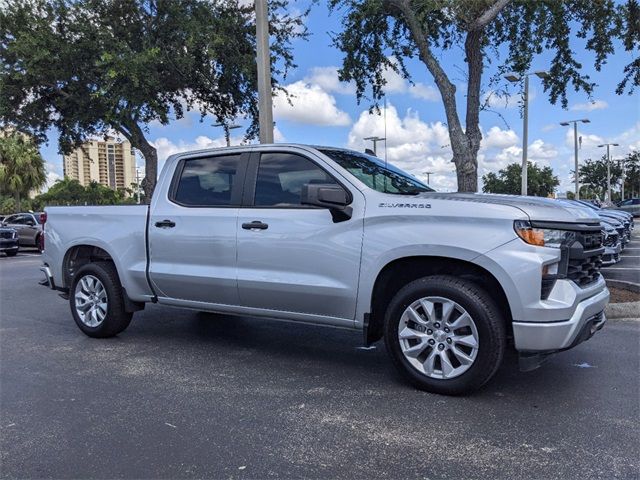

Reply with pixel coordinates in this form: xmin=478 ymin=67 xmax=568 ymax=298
xmin=173 ymin=154 xmax=243 ymax=207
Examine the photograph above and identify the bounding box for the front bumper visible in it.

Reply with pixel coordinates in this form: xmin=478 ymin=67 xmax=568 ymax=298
xmin=512 ymin=284 xmax=609 ymax=352
xmin=601 ymin=242 xmax=622 ymax=265
xmin=0 ymin=238 xmax=19 ymax=252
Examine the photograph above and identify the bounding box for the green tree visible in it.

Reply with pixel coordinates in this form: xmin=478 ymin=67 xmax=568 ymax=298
xmin=482 ymin=162 xmax=559 ymax=197
xmin=621 ymin=150 xmax=640 ymax=199
xmin=328 ymin=0 xmax=639 ymax=192
xmin=578 ymin=155 xmax=623 ymax=200
xmin=35 ymin=178 xmax=136 ymax=206
xmin=0 ymin=132 xmax=46 ymax=210
xmin=0 ymin=0 xmax=304 ymax=199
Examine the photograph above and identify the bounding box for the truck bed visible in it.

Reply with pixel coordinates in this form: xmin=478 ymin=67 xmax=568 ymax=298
xmin=43 ymin=205 xmax=153 ymax=301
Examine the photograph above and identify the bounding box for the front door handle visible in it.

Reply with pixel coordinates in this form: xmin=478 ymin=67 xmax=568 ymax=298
xmin=155 ymin=219 xmax=176 ymax=228
xmin=242 ymin=221 xmax=269 ymax=230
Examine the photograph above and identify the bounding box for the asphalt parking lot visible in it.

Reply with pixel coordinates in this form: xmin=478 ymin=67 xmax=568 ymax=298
xmin=1 ymin=252 xmax=639 ymax=479
xmin=601 ymin=230 xmax=640 ymax=285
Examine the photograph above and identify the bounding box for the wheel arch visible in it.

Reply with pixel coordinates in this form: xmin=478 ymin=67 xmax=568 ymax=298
xmin=365 ymin=256 xmax=513 ymax=346
xmin=62 ymin=244 xmax=118 ymax=290
xmin=62 ymin=243 xmax=144 ymax=313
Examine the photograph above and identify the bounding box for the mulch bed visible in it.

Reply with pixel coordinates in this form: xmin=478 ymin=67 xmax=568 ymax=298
xmin=609 ymin=286 xmax=640 ymax=303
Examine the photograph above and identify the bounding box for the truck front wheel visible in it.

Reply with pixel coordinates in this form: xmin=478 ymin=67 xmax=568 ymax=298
xmin=384 ymin=275 xmax=506 ymax=395
xmin=70 ymin=262 xmax=132 ymax=338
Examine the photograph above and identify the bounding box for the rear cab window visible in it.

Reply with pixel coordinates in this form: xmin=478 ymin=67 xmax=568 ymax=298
xmin=172 ymin=154 xmax=244 ymax=207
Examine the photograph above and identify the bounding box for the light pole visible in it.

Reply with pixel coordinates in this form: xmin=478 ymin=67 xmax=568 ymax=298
xmin=560 ymin=118 xmax=590 ymax=199
xmin=255 ymin=0 xmax=274 ymax=143
xmin=598 ymin=143 xmax=619 ymax=202
xmin=505 ymin=71 xmax=549 ymax=196
xmin=214 ymin=123 xmax=241 ymax=147
xmin=423 ymin=171 xmax=434 ymax=184
xmin=135 ymin=166 xmax=143 ymax=204
xmin=364 ymin=136 xmax=386 ymax=156
xmin=619 ymin=157 xmax=627 ymax=201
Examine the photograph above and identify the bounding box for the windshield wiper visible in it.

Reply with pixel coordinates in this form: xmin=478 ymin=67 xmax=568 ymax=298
xmin=384 ymin=190 xmax=422 ymax=195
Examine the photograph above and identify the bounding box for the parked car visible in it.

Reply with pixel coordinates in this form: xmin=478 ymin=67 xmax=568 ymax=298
xmin=613 ymin=198 xmax=640 ymax=217
xmin=567 ymin=200 xmax=633 ymax=241
xmin=0 ymin=226 xmax=19 ymax=257
xmin=1 ymin=212 xmax=44 ymax=251
xmin=40 ymin=145 xmax=609 ymax=395
xmin=600 ymin=222 xmax=621 ymax=266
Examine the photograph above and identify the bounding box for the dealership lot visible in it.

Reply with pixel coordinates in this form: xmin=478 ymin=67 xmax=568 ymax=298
xmin=1 ymin=252 xmax=639 ymax=479
xmin=600 ymin=231 xmax=640 ymax=284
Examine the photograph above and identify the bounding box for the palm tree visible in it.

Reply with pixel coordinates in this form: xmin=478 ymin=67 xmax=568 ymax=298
xmin=0 ymin=131 xmax=46 ymax=211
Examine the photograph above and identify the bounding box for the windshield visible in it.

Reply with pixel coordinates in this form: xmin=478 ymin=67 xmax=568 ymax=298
xmin=318 ymin=149 xmax=434 ymax=195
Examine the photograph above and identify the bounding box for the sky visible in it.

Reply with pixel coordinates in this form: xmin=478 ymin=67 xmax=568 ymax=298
xmin=39 ymin=1 xmax=640 ymax=194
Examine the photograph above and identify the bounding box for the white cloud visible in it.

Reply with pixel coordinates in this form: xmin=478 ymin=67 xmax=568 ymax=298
xmin=408 ymin=83 xmax=440 ymax=101
xmin=43 ymin=162 xmax=62 ymax=192
xmin=303 ymin=66 xmax=355 ymax=95
xmin=482 ymin=126 xmax=519 ymax=150
xmin=347 ymin=104 xmax=456 ymax=191
xmin=151 ymin=135 xmax=234 ymax=174
xmin=378 ymin=59 xmax=440 ymax=101
xmin=273 ymin=81 xmax=351 ymax=126
xmin=570 ymin=99 xmax=609 ymax=112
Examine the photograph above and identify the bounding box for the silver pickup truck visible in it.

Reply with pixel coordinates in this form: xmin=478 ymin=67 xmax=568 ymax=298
xmin=40 ymin=144 xmax=609 ymax=395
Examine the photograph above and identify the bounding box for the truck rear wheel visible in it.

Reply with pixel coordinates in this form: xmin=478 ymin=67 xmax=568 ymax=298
xmin=70 ymin=262 xmax=132 ymax=338
xmin=384 ymin=275 xmax=506 ymax=395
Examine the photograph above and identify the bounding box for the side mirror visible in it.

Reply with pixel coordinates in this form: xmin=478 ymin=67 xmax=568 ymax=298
xmin=301 ymin=183 xmax=352 ymax=221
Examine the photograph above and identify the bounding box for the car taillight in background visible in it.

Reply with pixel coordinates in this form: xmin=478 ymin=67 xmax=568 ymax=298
xmin=40 ymin=212 xmax=47 ymax=251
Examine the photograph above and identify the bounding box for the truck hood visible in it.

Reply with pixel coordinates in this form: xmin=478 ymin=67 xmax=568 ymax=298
xmin=415 ymin=192 xmax=600 ymax=224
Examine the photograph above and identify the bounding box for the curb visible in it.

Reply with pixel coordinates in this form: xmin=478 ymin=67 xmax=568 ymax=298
xmin=606 ymin=301 xmax=640 ymax=319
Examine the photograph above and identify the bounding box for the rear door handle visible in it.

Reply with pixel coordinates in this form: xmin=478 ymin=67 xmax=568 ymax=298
xmin=242 ymin=221 xmax=269 ymax=230
xmin=155 ymin=219 xmax=176 ymax=228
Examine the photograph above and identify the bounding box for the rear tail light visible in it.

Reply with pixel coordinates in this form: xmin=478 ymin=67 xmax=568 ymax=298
xmin=40 ymin=212 xmax=47 ymax=251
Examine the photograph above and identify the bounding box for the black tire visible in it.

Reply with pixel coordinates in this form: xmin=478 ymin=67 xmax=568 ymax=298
xmin=384 ymin=275 xmax=506 ymax=395
xmin=35 ymin=234 xmax=43 ymax=253
xmin=70 ymin=262 xmax=132 ymax=338
xmin=5 ymin=250 xmax=18 ymax=257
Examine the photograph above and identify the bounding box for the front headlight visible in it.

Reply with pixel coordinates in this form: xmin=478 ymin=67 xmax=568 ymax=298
xmin=513 ymin=220 xmax=570 ymax=248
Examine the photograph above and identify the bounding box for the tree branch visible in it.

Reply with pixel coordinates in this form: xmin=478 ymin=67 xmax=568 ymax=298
xmin=469 ymin=0 xmax=511 ymax=31
xmin=384 ymin=0 xmax=465 ymax=145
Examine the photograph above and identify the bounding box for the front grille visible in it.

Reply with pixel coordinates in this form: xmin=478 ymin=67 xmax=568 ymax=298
xmin=603 ymin=232 xmax=619 ymax=247
xmin=567 ymin=253 xmax=603 ymax=286
xmin=616 ymin=227 xmax=625 ymax=240
xmin=582 ymin=231 xmax=604 ymax=249
xmin=0 ymin=231 xmax=14 ymax=239
xmin=563 ymin=229 xmax=604 ymax=288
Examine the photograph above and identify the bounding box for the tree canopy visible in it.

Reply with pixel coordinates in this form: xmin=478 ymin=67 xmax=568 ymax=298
xmin=0 ymin=131 xmax=46 ymax=210
xmin=577 ymin=155 xmax=623 ymax=200
xmin=577 ymin=151 xmax=640 ymax=201
xmin=34 ymin=178 xmax=136 ymax=207
xmin=0 ymin=0 xmax=304 ymax=199
xmin=482 ymin=162 xmax=559 ymax=197
xmin=621 ymin=150 xmax=640 ymax=199
xmin=328 ymin=0 xmax=639 ymax=192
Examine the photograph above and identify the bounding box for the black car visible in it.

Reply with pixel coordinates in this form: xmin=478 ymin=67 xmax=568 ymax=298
xmin=0 ymin=226 xmax=19 ymax=257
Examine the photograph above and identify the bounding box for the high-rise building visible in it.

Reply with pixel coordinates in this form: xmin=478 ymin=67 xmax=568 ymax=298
xmin=63 ymin=138 xmax=137 ymax=192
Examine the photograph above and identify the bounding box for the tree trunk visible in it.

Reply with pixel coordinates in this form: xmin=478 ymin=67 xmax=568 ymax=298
xmin=453 ymin=151 xmax=479 ymax=192
xmin=14 ymin=191 xmax=21 ymax=212
xmin=119 ymin=121 xmax=158 ymax=203
xmin=136 ymin=139 xmax=158 ymax=202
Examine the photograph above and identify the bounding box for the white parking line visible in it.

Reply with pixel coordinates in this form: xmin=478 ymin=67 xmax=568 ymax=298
xmin=601 ymin=267 xmax=640 ymax=271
